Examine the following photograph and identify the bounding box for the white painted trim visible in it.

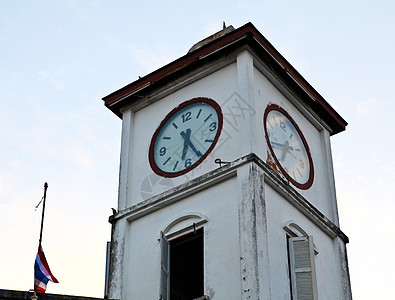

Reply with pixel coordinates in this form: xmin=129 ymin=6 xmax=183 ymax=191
xmin=118 ymin=109 xmax=133 ymax=210
xmin=237 ymin=50 xmax=256 ymax=156
xmin=283 ymin=221 xmax=319 ymax=255
xmin=321 ymin=129 xmax=340 ymax=226
xmin=283 ymin=220 xmax=309 ymax=237
xmin=162 ymin=212 xmax=208 ymax=240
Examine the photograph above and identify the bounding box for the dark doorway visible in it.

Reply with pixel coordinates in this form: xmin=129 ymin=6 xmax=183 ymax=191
xmin=170 ymin=228 xmax=204 ymax=300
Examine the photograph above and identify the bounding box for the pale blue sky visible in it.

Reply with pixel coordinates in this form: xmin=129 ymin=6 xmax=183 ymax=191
xmin=1 ymin=1 xmax=394 ymax=298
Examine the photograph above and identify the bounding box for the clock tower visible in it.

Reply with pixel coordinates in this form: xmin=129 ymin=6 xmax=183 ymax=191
xmin=103 ymin=23 xmax=352 ymax=300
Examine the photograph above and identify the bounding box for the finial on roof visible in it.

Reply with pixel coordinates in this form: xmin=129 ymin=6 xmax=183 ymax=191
xmin=188 ymin=22 xmax=235 ymax=53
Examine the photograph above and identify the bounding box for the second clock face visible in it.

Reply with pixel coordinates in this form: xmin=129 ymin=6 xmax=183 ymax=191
xmin=149 ymin=97 xmax=223 ymax=178
xmin=264 ymin=104 xmax=314 ymax=189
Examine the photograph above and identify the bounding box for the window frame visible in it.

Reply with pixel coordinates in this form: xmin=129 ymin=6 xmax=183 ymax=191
xmin=288 ymin=236 xmax=318 ymax=300
xmin=160 ymin=232 xmax=170 ymax=300
xmin=159 ymin=213 xmax=208 ymax=300
xmin=284 ymin=221 xmax=318 ymax=300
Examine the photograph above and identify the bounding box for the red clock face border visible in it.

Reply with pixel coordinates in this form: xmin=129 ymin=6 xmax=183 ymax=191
xmin=148 ymin=97 xmax=223 ymax=178
xmin=263 ymin=104 xmax=314 ymax=190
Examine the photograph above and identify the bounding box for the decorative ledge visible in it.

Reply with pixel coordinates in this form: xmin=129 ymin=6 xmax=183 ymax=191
xmin=109 ymin=153 xmax=348 ymax=244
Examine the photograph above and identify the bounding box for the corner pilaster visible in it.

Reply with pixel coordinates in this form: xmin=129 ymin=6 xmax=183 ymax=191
xmin=237 ymin=50 xmax=256 ymax=157
xmin=118 ymin=109 xmax=134 ymax=210
xmin=237 ymin=161 xmax=271 ymax=299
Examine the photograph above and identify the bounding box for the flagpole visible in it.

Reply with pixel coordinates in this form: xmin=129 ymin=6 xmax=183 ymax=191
xmin=38 ymin=182 xmax=48 ymax=248
xmin=32 ymin=182 xmax=48 ymax=300
xmin=33 ymin=182 xmax=59 ymax=299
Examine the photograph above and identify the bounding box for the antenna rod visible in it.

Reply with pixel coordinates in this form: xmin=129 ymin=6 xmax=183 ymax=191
xmin=38 ymin=182 xmax=48 ymax=248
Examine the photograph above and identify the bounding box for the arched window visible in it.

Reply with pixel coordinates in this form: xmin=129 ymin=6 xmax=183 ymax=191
xmin=283 ymin=221 xmax=318 ymax=300
xmin=160 ymin=213 xmax=208 ymax=300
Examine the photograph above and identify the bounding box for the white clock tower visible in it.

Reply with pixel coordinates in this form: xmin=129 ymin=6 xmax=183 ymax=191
xmin=103 ymin=23 xmax=352 ymax=300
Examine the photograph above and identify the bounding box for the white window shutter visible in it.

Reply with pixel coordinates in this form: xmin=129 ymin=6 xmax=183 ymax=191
xmin=160 ymin=232 xmax=170 ymax=300
xmin=288 ymin=236 xmax=318 ymax=300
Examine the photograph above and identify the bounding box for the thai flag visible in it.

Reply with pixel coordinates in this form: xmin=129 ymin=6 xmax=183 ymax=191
xmin=34 ymin=246 xmax=59 ymax=294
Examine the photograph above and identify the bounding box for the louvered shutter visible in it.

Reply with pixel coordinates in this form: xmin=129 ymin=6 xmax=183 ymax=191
xmin=288 ymin=236 xmax=318 ymax=300
xmin=160 ymin=232 xmax=170 ymax=300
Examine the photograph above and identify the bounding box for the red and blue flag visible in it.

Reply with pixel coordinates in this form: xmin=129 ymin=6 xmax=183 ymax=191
xmin=34 ymin=246 xmax=58 ymax=294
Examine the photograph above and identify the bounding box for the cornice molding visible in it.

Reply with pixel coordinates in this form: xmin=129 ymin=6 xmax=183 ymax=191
xmin=109 ymin=153 xmax=348 ymax=243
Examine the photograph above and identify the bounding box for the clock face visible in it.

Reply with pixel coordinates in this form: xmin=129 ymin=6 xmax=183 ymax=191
xmin=149 ymin=97 xmax=223 ymax=178
xmin=263 ymin=104 xmax=314 ymax=189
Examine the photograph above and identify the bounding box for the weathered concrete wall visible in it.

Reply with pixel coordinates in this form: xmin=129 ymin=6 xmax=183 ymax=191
xmin=123 ymin=177 xmax=241 ymax=299
xmin=265 ymin=183 xmax=346 ymax=299
xmin=109 ymin=155 xmax=350 ymax=299
xmin=252 ymin=65 xmax=339 ymax=224
xmin=118 ymin=50 xmax=339 ymax=224
xmin=108 ymin=47 xmax=351 ymax=299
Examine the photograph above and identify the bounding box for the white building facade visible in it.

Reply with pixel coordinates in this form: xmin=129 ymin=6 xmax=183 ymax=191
xmin=103 ymin=23 xmax=352 ymax=300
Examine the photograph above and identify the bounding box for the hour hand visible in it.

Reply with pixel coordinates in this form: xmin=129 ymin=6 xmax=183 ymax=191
xmin=180 ymin=129 xmax=202 ymax=157
xmin=280 ymin=140 xmax=293 ymax=161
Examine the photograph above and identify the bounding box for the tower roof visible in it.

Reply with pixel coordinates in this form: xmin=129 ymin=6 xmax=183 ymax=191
xmin=102 ymin=22 xmax=347 ymax=135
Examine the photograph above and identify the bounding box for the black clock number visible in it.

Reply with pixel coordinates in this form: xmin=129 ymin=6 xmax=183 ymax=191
xmin=299 ymin=159 xmax=304 ymax=169
xmin=209 ymin=122 xmax=217 ymax=132
xmin=159 ymin=147 xmax=166 ymax=156
xmin=185 ymin=158 xmax=192 ymax=168
xmin=181 ymin=111 xmax=192 ymax=123
xmin=280 ymin=121 xmax=286 ymax=131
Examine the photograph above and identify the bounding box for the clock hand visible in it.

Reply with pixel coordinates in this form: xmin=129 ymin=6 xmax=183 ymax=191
xmin=180 ymin=129 xmax=203 ymax=157
xmin=181 ymin=139 xmax=188 ymax=160
xmin=277 ymin=142 xmax=297 ymax=160
xmin=271 ymin=141 xmax=284 ymax=148
xmin=271 ymin=141 xmax=294 ymax=151
xmin=181 ymin=129 xmax=191 ymax=160
xmin=280 ymin=140 xmax=291 ymax=162
xmin=271 ymin=140 xmax=294 ymax=161
xmin=287 ymin=150 xmax=297 ymax=160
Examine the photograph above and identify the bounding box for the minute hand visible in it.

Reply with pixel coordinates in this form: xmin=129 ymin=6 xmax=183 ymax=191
xmin=271 ymin=141 xmax=294 ymax=151
xmin=180 ymin=130 xmax=203 ymax=157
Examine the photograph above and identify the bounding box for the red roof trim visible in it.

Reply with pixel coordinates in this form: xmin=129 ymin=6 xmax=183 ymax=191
xmin=102 ymin=25 xmax=253 ymax=106
xmin=102 ymin=22 xmax=347 ymax=134
xmin=243 ymin=25 xmax=347 ymax=132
